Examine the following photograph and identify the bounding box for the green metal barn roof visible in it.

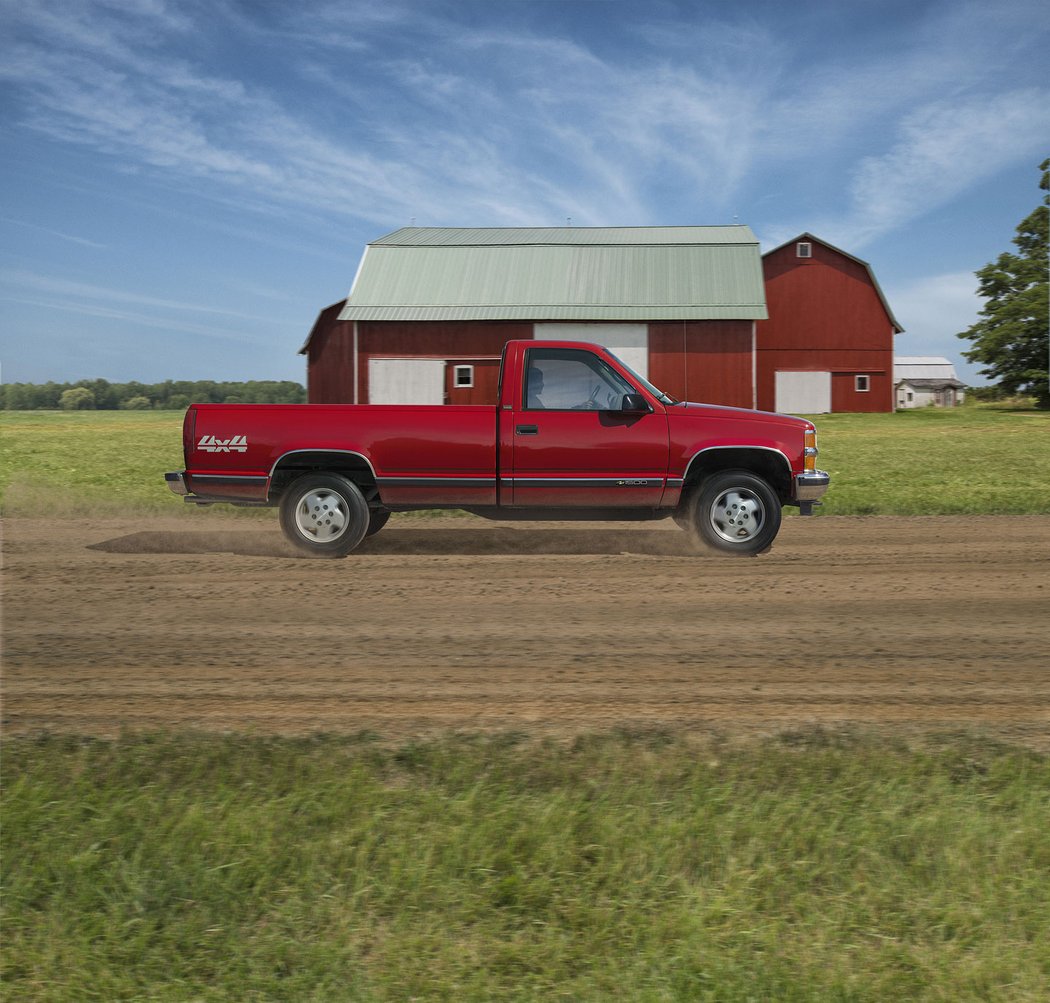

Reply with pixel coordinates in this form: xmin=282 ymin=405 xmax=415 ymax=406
xmin=337 ymin=226 xmax=768 ymax=322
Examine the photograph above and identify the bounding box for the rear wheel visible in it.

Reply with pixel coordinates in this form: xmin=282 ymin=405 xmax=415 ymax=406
xmin=692 ymin=470 xmax=781 ymax=556
xmin=279 ymin=474 xmax=370 ymax=558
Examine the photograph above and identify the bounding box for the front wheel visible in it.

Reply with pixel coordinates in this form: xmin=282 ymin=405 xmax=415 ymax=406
xmin=279 ymin=474 xmax=370 ymax=558
xmin=691 ymin=470 xmax=782 ymax=556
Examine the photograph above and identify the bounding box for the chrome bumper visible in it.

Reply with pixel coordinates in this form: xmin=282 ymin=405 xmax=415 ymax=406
xmin=795 ymin=470 xmax=830 ymax=501
xmin=165 ymin=471 xmax=189 ymax=496
xmin=794 ymin=470 xmax=830 ymax=514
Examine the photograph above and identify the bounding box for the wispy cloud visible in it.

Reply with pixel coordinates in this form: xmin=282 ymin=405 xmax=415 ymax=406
xmin=0 ymin=269 xmax=288 ymax=326
xmin=2 ymin=0 xmax=1048 ymax=239
xmin=0 ymin=0 xmax=770 ymax=227
xmin=832 ymin=91 xmax=1049 ymax=248
xmin=0 ymin=293 xmax=269 ymax=344
xmin=755 ymin=0 xmax=1050 ymax=246
xmin=0 ymin=216 xmax=108 ymax=249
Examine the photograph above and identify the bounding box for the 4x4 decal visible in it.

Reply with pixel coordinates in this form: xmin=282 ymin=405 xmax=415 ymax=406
xmin=197 ymin=434 xmax=248 ymax=453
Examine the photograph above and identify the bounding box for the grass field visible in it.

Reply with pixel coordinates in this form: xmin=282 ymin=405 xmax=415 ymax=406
xmin=814 ymin=406 xmax=1050 ymax=515
xmin=0 ymin=411 xmax=187 ymax=515
xmin=4 ymin=730 xmax=1049 ymax=1001
xmin=1 ymin=404 xmax=1048 ymax=516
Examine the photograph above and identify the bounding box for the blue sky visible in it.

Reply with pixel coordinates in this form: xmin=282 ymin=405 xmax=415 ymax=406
xmin=1 ymin=0 xmax=1047 ymax=387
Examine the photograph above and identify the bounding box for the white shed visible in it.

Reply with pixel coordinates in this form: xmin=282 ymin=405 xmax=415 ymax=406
xmin=894 ymin=357 xmax=966 ymax=408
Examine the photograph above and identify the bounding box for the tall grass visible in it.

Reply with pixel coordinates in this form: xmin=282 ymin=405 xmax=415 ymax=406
xmin=1 ymin=404 xmax=1048 ymax=516
xmin=3 ymin=730 xmax=1049 ymax=1001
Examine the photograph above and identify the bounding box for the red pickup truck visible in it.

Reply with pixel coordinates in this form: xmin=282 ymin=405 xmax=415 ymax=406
xmin=166 ymin=340 xmax=829 ymax=557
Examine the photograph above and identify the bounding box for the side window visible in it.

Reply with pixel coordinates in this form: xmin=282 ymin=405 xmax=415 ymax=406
xmin=524 ymin=348 xmax=635 ymax=411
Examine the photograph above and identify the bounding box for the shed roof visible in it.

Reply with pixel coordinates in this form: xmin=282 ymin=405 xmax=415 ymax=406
xmin=894 ymin=357 xmax=960 ymax=380
xmin=337 ymin=226 xmax=767 ymax=322
xmin=896 ymin=356 xmax=954 ymax=366
xmin=896 ymin=377 xmax=967 ymax=390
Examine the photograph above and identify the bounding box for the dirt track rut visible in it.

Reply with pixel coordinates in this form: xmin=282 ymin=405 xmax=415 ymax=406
xmin=3 ymin=513 xmax=1049 ymax=747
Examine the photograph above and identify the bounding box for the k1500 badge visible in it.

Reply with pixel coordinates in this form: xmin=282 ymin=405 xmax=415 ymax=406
xmin=198 ymin=434 xmax=248 ymax=453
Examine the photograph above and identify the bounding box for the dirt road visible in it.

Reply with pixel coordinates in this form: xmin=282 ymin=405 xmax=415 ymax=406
xmin=3 ymin=513 xmax=1049 ymax=747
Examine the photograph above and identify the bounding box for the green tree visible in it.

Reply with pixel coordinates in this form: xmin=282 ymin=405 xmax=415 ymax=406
xmin=121 ymin=396 xmax=152 ymax=410
xmin=2 ymin=384 xmax=31 ymax=409
xmin=36 ymin=382 xmax=64 ymax=409
xmin=60 ymin=387 xmax=95 ymax=410
xmin=958 ymin=159 xmax=1050 ymax=408
xmin=85 ymin=378 xmax=119 ymax=409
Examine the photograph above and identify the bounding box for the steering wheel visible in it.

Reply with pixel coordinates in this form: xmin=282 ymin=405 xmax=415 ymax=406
xmin=572 ymin=383 xmax=603 ymax=410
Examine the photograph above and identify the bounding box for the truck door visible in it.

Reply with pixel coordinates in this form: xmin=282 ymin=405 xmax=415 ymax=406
xmin=506 ymin=346 xmax=668 ymax=507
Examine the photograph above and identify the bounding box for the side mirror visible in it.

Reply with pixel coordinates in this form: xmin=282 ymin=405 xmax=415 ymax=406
xmin=620 ymin=393 xmax=651 ymax=414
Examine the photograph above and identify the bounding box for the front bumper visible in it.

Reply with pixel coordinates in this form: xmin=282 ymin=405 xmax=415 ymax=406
xmin=165 ymin=471 xmax=189 ymax=496
xmin=794 ymin=470 xmax=830 ymax=514
xmin=795 ymin=469 xmax=830 ymax=502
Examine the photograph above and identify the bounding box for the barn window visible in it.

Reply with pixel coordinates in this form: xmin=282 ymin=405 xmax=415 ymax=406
xmin=453 ymin=365 xmax=474 ymax=388
xmin=797 ymin=241 xmax=812 ymax=258
xmin=855 ymin=375 xmax=870 ymax=392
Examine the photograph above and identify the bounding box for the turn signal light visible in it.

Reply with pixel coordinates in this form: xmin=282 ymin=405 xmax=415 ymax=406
xmin=804 ymin=429 xmax=818 ymax=472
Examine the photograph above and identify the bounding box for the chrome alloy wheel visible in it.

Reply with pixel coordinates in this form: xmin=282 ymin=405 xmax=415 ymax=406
xmin=294 ymin=488 xmax=349 ymax=541
xmin=708 ymin=487 xmax=765 ymax=544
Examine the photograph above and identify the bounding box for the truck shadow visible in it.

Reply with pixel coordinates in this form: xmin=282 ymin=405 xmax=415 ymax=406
xmin=88 ymin=527 xmax=698 ymax=558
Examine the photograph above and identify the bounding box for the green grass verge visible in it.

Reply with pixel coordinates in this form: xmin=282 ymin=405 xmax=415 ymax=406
xmin=3 ymin=730 xmax=1048 ymax=1001
xmin=1 ymin=405 xmax=1048 ymax=517
xmin=811 ymin=405 xmax=1050 ymax=515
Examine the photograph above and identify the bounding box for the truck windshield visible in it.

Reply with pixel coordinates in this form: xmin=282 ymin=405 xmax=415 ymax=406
xmin=606 ymin=351 xmax=681 ymax=405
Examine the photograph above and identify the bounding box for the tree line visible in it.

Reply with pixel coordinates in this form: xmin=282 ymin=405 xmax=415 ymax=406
xmin=2 ymin=378 xmax=306 ymax=411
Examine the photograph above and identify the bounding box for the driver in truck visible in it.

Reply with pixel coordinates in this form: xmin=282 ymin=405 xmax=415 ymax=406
xmin=526 ymin=367 xmax=545 ymax=408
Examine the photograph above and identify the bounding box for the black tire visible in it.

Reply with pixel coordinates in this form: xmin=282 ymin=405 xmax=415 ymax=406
xmin=278 ymin=473 xmax=370 ymax=558
xmin=365 ymin=508 xmax=392 ymax=537
xmin=691 ymin=469 xmax=782 ymax=556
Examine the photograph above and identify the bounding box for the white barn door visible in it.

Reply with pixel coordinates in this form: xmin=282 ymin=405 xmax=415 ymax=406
xmin=775 ymin=371 xmax=831 ymax=414
xmin=533 ymin=323 xmax=649 ymax=379
xmin=368 ymin=359 xmax=445 ymax=404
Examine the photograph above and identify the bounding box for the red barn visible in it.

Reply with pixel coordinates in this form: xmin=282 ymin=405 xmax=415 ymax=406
xmin=756 ymin=233 xmax=902 ymax=413
xmin=301 ymin=227 xmax=901 ymax=414
xmin=300 ymin=226 xmax=768 ymax=409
